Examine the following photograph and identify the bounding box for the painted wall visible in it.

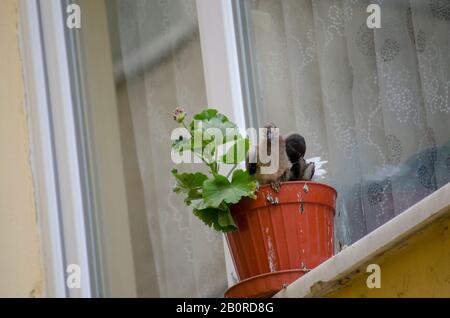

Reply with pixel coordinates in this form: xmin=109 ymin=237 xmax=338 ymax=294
xmin=0 ymin=0 xmax=43 ymax=297
xmin=327 ymin=210 xmax=450 ymax=297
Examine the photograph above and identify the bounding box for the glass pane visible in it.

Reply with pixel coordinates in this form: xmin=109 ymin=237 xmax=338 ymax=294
xmin=238 ymin=0 xmax=450 ymax=246
xmin=77 ymin=0 xmax=227 ymax=297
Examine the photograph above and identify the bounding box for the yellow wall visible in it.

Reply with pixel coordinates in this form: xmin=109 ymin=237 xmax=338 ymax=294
xmin=327 ymin=210 xmax=450 ymax=298
xmin=0 ymin=0 xmax=43 ymax=297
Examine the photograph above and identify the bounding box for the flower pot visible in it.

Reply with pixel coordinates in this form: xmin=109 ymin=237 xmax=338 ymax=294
xmin=224 ymin=181 xmax=337 ymax=298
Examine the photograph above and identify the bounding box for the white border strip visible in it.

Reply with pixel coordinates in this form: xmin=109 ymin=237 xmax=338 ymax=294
xmin=196 ymin=0 xmax=247 ymax=287
xmin=196 ymin=0 xmax=246 ymax=130
xmin=275 ymin=182 xmax=450 ymax=298
xmin=19 ymin=0 xmax=66 ymax=298
xmin=19 ymin=0 xmax=92 ymax=297
xmin=38 ymin=0 xmax=91 ymax=297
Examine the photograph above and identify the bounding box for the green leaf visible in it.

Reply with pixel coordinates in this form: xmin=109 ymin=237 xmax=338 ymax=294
xmin=190 ymin=198 xmax=209 ymax=210
xmin=171 ymin=108 xmax=255 ymax=233
xmin=203 ymin=169 xmax=257 ymax=208
xmin=193 ymin=208 xmax=218 ymax=229
xmin=190 ymin=108 xmax=239 ymax=146
xmin=171 ymin=135 xmax=204 ymax=157
xmin=218 ymin=209 xmax=237 ymax=229
xmin=175 ymin=108 xmax=247 ymax=165
xmin=171 ymin=135 xmax=191 ymax=153
xmin=193 ymin=206 xmax=238 ymax=232
xmin=192 ymin=108 xmax=226 ymax=122
xmin=184 ymin=189 xmax=202 ymax=205
xmin=220 ymin=137 xmax=249 ymax=164
xmin=171 ymin=169 xmax=208 ymax=194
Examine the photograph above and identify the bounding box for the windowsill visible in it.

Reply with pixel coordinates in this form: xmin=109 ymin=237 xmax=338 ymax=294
xmin=274 ymin=182 xmax=450 ymax=298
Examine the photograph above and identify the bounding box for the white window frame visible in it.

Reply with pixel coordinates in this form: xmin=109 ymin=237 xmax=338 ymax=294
xmin=20 ymin=0 xmax=248 ymax=296
xmin=20 ymin=0 xmax=93 ymax=297
xmin=196 ymin=0 xmax=248 ymax=286
xmin=19 ymin=0 xmax=67 ymax=298
xmin=196 ymin=0 xmax=246 ymax=130
xmin=20 ymin=0 xmax=450 ymax=298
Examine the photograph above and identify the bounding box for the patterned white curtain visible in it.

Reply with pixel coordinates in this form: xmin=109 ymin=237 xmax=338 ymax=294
xmin=110 ymin=0 xmax=227 ymax=297
xmin=249 ymin=0 xmax=450 ymax=245
xmin=108 ymin=0 xmax=450 ymax=296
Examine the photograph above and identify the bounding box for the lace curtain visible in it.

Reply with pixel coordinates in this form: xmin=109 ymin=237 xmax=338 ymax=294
xmin=109 ymin=0 xmax=227 ymax=297
xmin=109 ymin=0 xmax=450 ymax=297
xmin=248 ymin=0 xmax=450 ymax=246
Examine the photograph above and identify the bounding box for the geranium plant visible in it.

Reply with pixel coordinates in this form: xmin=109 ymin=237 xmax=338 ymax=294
xmin=171 ymin=108 xmax=257 ymax=232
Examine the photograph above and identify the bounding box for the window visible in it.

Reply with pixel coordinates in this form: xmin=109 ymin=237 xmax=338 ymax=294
xmin=23 ymin=0 xmax=236 ymax=297
xmin=75 ymin=0 xmax=229 ymax=297
xmin=22 ymin=0 xmax=450 ymax=298
xmin=234 ymin=0 xmax=450 ymax=247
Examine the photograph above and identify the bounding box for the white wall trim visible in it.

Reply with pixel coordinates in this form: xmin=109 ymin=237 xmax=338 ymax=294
xmin=196 ymin=0 xmax=247 ymax=287
xmin=19 ymin=0 xmax=92 ymax=297
xmin=19 ymin=0 xmax=67 ymax=298
xmin=196 ymin=0 xmax=246 ymax=130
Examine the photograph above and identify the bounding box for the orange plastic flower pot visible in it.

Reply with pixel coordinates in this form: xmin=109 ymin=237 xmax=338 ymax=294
xmin=224 ymin=181 xmax=337 ymax=298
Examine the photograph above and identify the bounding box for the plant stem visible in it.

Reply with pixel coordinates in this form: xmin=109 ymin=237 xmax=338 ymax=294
xmin=226 ymin=164 xmax=238 ymax=179
xmin=181 ymin=120 xmax=218 ymax=177
xmin=182 ymin=122 xmax=190 ymax=132
xmin=183 ymin=122 xmax=212 ymax=170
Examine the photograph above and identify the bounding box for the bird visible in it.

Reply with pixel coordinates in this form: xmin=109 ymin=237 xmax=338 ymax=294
xmin=285 ymin=133 xmax=315 ymax=181
xmin=285 ymin=133 xmax=306 ymax=162
xmin=246 ymin=123 xmax=290 ymax=192
xmin=290 ymin=157 xmax=315 ymax=181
